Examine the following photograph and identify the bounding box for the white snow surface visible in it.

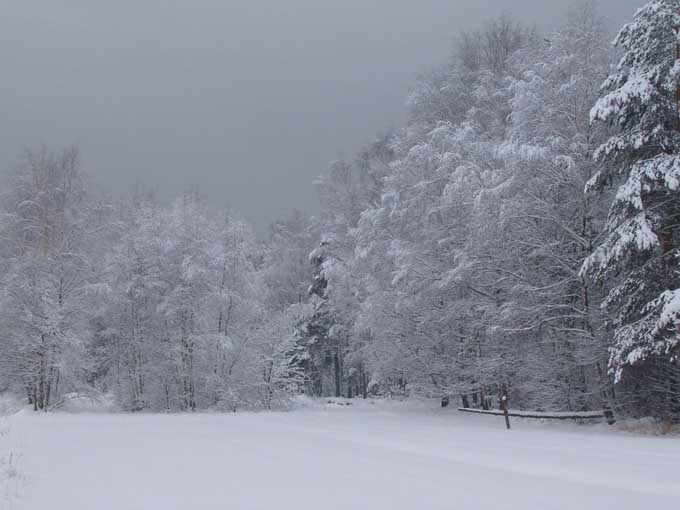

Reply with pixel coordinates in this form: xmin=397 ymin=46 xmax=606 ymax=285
xmin=5 ymin=399 xmax=680 ymax=510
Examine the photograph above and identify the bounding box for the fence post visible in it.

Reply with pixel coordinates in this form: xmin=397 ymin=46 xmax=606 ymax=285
xmin=603 ymin=405 xmax=616 ymax=425
xmin=501 ymin=395 xmax=511 ymax=430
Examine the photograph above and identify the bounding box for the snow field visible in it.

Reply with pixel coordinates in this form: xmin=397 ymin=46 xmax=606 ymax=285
xmin=5 ymin=400 xmax=680 ymax=510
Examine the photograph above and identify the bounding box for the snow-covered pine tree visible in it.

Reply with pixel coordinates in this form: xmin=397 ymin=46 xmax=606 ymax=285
xmin=583 ymin=0 xmax=680 ymax=418
xmin=294 ymin=239 xmax=339 ymax=397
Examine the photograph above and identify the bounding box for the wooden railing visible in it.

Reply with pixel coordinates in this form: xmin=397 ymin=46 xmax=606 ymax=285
xmin=458 ymin=406 xmax=615 ymax=425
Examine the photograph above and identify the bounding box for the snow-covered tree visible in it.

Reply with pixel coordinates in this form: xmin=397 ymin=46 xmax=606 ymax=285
xmin=583 ymin=0 xmax=680 ymax=417
xmin=250 ymin=309 xmax=306 ymax=409
xmin=490 ymin=3 xmax=614 ymax=411
xmin=262 ymin=210 xmax=318 ymax=312
xmin=96 ymin=194 xmax=269 ymax=411
xmin=0 ymin=146 xmax=101 ymax=410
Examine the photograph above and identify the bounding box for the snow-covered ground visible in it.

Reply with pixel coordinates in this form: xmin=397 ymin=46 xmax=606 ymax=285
xmin=3 ymin=399 xmax=679 ymax=510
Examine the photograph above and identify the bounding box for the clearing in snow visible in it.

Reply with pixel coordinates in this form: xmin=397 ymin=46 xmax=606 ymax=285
xmin=3 ymin=400 xmax=679 ymax=510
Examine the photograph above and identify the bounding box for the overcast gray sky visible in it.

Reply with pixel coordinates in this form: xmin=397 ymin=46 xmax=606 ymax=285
xmin=0 ymin=0 xmax=643 ymax=233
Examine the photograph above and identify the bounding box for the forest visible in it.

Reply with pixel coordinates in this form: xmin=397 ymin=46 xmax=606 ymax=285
xmin=1 ymin=0 xmax=679 ymax=422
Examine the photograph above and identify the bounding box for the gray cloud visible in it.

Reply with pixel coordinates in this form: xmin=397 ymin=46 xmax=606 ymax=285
xmin=0 ymin=0 xmax=643 ymax=233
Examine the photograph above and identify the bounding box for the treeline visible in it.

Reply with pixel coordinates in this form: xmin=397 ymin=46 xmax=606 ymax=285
xmin=0 ymin=1 xmax=678 ymax=420
xmin=295 ymin=1 xmax=680 ymax=421
xmin=0 ymin=148 xmax=316 ymax=411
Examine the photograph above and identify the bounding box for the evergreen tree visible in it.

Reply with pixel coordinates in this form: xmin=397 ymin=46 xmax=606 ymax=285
xmin=294 ymin=240 xmax=340 ymax=397
xmin=583 ymin=0 xmax=680 ymax=417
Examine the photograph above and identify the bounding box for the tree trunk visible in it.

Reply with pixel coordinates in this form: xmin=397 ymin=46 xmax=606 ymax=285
xmin=480 ymin=388 xmax=490 ymax=410
xmin=333 ymin=351 xmax=341 ymax=398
